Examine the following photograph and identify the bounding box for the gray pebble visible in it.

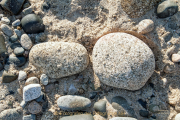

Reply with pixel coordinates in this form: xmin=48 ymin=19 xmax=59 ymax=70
xmin=40 ymin=74 xmax=48 ymax=85
xmin=60 ymin=114 xmax=94 ymax=120
xmin=20 ymin=34 xmax=33 ymax=50
xmin=0 ymin=34 xmax=7 ymax=55
xmin=23 ymin=6 xmax=33 ymax=15
xmin=25 ymin=77 xmax=39 ymax=85
xmin=10 ymin=34 xmax=18 ymax=43
xmin=35 ymin=33 xmax=47 ymax=42
xmin=1 ymin=17 xmax=10 ymax=24
xmin=28 ymin=101 xmax=42 ymax=114
xmin=23 ymin=84 xmax=41 ymax=102
xmin=68 ymin=84 xmax=77 ymax=95
xmin=12 ymin=19 xmax=21 ymax=27
xmin=6 ymin=56 xmax=26 ymax=67
xmin=44 ymin=84 xmax=54 ymax=93
xmin=0 ymin=14 xmax=3 ymax=19
xmin=110 ymin=117 xmax=137 ymax=120
xmin=20 ymin=100 xmax=28 ymax=108
xmin=35 ymin=91 xmax=46 ymax=102
xmin=23 ymin=3 xmax=31 ymax=9
xmin=1 ymin=24 xmax=13 ymax=36
xmin=93 ymin=100 xmax=107 ymax=117
xmin=2 ymin=71 xmax=18 ymax=83
xmin=0 ymin=63 xmax=3 ymax=71
xmin=139 ymin=110 xmax=149 ymax=118
xmin=14 ymin=29 xmax=22 ymax=37
xmin=14 ymin=47 xmax=25 ymax=56
xmin=0 ymin=108 xmax=22 ymax=120
xmin=23 ymin=114 xmax=36 ymax=120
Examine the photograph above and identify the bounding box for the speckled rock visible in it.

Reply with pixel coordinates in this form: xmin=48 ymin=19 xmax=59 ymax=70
xmin=18 ymin=71 xmax=27 ymax=81
xmin=1 ymin=24 xmax=13 ymax=36
xmin=60 ymin=114 xmax=94 ymax=120
xmin=110 ymin=117 xmax=137 ymax=120
xmin=0 ymin=108 xmax=21 ymax=120
xmin=12 ymin=19 xmax=21 ymax=27
xmin=2 ymin=71 xmax=18 ymax=83
xmin=23 ymin=84 xmax=41 ymax=102
xmin=138 ymin=19 xmax=154 ymax=34
xmin=25 ymin=77 xmax=39 ymax=85
xmin=29 ymin=42 xmax=89 ymax=78
xmin=171 ymin=54 xmax=180 ymax=63
xmin=57 ymin=95 xmax=91 ymax=111
xmin=1 ymin=17 xmax=10 ymax=24
xmin=157 ymin=0 xmax=178 ymax=18
xmin=0 ymin=34 xmax=7 ymax=55
xmin=28 ymin=101 xmax=42 ymax=114
xmin=175 ymin=113 xmax=180 ymax=120
xmin=92 ymin=32 xmax=155 ymax=90
xmin=40 ymin=74 xmax=48 ymax=85
xmin=20 ymin=34 xmax=33 ymax=50
xmin=21 ymin=14 xmax=45 ymax=34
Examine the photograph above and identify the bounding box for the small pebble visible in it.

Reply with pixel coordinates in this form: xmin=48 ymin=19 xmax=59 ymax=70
xmin=35 ymin=33 xmax=47 ymax=42
xmin=0 ymin=63 xmax=4 ymax=71
xmin=12 ymin=19 xmax=21 ymax=27
xmin=175 ymin=113 xmax=180 ymax=120
xmin=28 ymin=101 xmax=42 ymax=114
xmin=139 ymin=110 xmax=149 ymax=118
xmin=45 ymin=84 xmax=54 ymax=93
xmin=138 ymin=19 xmax=154 ymax=34
xmin=2 ymin=71 xmax=18 ymax=83
xmin=15 ymin=15 xmax=22 ymax=19
xmin=10 ymin=34 xmax=18 ymax=43
xmin=89 ymin=92 xmax=97 ymax=99
xmin=23 ymin=3 xmax=31 ymax=9
xmin=23 ymin=114 xmax=36 ymax=120
xmin=149 ymin=104 xmax=159 ymax=113
xmin=6 ymin=56 xmax=26 ymax=67
xmin=68 ymin=84 xmax=77 ymax=95
xmin=23 ymin=84 xmax=41 ymax=101
xmin=1 ymin=24 xmax=13 ymax=36
xmin=172 ymin=54 xmax=180 ymax=63
xmin=14 ymin=47 xmax=25 ymax=56
xmin=25 ymin=77 xmax=39 ymax=85
xmin=60 ymin=114 xmax=94 ymax=120
xmin=93 ymin=100 xmax=107 ymax=117
xmin=20 ymin=34 xmax=33 ymax=50
xmin=18 ymin=71 xmax=27 ymax=81
xmin=20 ymin=100 xmax=28 ymax=108
xmin=1 ymin=17 xmax=10 ymax=24
xmin=35 ymin=91 xmax=46 ymax=102
xmin=40 ymin=74 xmax=48 ymax=85
xmin=10 ymin=43 xmax=22 ymax=49
xmin=41 ymin=2 xmax=50 ymax=11
xmin=14 ymin=29 xmax=22 ymax=37
xmin=138 ymin=99 xmax=147 ymax=109
xmin=0 ymin=108 xmax=21 ymax=120
xmin=22 ymin=6 xmax=33 ymax=15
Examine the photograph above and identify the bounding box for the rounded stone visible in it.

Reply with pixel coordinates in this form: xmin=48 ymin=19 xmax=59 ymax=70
xmin=139 ymin=110 xmax=149 ymax=118
xmin=138 ymin=19 xmax=154 ymax=34
xmin=2 ymin=71 xmax=18 ymax=83
xmin=1 ymin=24 xmax=13 ymax=37
xmin=14 ymin=47 xmax=25 ymax=56
xmin=1 ymin=17 xmax=10 ymax=24
xmin=23 ymin=84 xmax=41 ymax=102
xmin=93 ymin=100 xmax=107 ymax=117
xmin=28 ymin=101 xmax=42 ymax=114
xmin=18 ymin=70 xmax=27 ymax=81
xmin=25 ymin=77 xmax=39 ymax=85
xmin=57 ymin=95 xmax=91 ymax=111
xmin=20 ymin=34 xmax=33 ymax=50
xmin=110 ymin=117 xmax=137 ymax=120
xmin=175 ymin=113 xmax=180 ymax=120
xmin=171 ymin=54 xmax=180 ymax=63
xmin=6 ymin=56 xmax=26 ymax=67
xmin=157 ymin=0 xmax=178 ymax=18
xmin=10 ymin=34 xmax=18 ymax=43
xmin=40 ymin=74 xmax=48 ymax=85
xmin=21 ymin=14 xmax=45 ymax=34
xmin=12 ymin=19 xmax=21 ymax=27
xmin=92 ymin=32 xmax=155 ymax=90
xmin=10 ymin=43 xmax=22 ymax=49
xmin=60 ymin=114 xmax=94 ymax=120
xmin=29 ymin=42 xmax=89 ymax=78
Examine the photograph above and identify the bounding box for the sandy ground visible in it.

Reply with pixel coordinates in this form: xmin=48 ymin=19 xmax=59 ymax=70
xmin=0 ymin=0 xmax=180 ymax=120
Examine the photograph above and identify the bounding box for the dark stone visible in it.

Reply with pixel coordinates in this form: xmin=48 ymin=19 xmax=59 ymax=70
xmin=23 ymin=114 xmax=36 ymax=120
xmin=138 ymin=99 xmax=147 ymax=109
xmin=21 ymin=14 xmax=45 ymax=34
xmin=162 ymin=32 xmax=173 ymax=42
xmin=10 ymin=35 xmax=18 ymax=43
xmin=89 ymin=92 xmax=97 ymax=99
xmin=41 ymin=2 xmax=50 ymax=11
xmin=14 ymin=47 xmax=24 ymax=56
xmin=139 ymin=110 xmax=149 ymax=118
xmin=6 ymin=56 xmax=26 ymax=67
xmin=151 ymin=115 xmax=156 ymax=119
xmin=168 ymin=22 xmax=177 ymax=30
xmin=149 ymin=83 xmax=154 ymax=88
xmin=0 ymin=34 xmax=7 ymax=55
xmin=10 ymin=43 xmax=22 ymax=49
xmin=93 ymin=100 xmax=107 ymax=117
xmin=0 ymin=108 xmax=22 ymax=120
xmin=35 ymin=92 xmax=46 ymax=102
xmin=111 ymin=96 xmax=136 ymax=118
xmin=42 ymin=101 xmax=48 ymax=112
xmin=60 ymin=114 xmax=94 ymax=120
xmin=157 ymin=0 xmax=178 ymax=18
xmin=8 ymin=90 xmax=15 ymax=95
xmin=0 ymin=63 xmax=3 ymax=71
xmin=0 ymin=0 xmax=25 ymax=15
xmin=2 ymin=71 xmax=18 ymax=83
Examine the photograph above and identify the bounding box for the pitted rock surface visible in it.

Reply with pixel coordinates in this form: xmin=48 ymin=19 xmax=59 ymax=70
xmin=92 ymin=32 xmax=155 ymax=90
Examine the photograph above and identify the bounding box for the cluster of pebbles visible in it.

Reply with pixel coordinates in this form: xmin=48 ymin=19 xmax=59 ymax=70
xmin=0 ymin=0 xmax=180 ymax=120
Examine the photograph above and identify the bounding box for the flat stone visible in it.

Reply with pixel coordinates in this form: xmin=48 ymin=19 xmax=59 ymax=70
xmin=23 ymin=84 xmax=41 ymax=102
xmin=94 ymin=100 xmax=107 ymax=117
xmin=6 ymin=56 xmax=26 ymax=67
xmin=22 ymin=6 xmax=33 ymax=15
xmin=23 ymin=114 xmax=36 ymax=120
xmin=57 ymin=95 xmax=91 ymax=111
xmin=10 ymin=43 xmax=22 ymax=49
xmin=109 ymin=117 xmax=137 ymax=120
xmin=0 ymin=34 xmax=7 ymax=55
xmin=92 ymin=32 xmax=155 ymax=90
xmin=14 ymin=29 xmax=22 ymax=37
xmin=25 ymin=77 xmax=39 ymax=85
xmin=157 ymin=0 xmax=178 ymax=18
xmin=1 ymin=24 xmax=13 ymax=37
xmin=0 ymin=109 xmax=21 ymax=120
xmin=21 ymin=14 xmax=45 ymax=34
xmin=12 ymin=19 xmax=21 ymax=27
xmin=10 ymin=34 xmax=18 ymax=43
xmin=20 ymin=34 xmax=33 ymax=50
xmin=2 ymin=71 xmax=18 ymax=83
xmin=28 ymin=101 xmax=42 ymax=114
xmin=138 ymin=19 xmax=154 ymax=34
xmin=60 ymin=114 xmax=94 ymax=120
xmin=172 ymin=54 xmax=180 ymax=63
xmin=175 ymin=113 xmax=180 ymax=120
xmin=1 ymin=17 xmax=10 ymax=24
xmin=29 ymin=42 xmax=89 ymax=78
xmin=40 ymin=74 xmax=48 ymax=85
xmin=0 ymin=0 xmax=25 ymax=15
xmin=111 ymin=96 xmax=136 ymax=118
xmin=14 ymin=47 xmax=25 ymax=56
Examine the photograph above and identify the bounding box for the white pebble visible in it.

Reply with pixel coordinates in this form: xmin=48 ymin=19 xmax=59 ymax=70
xmin=40 ymin=74 xmax=48 ymax=85
xmin=20 ymin=34 xmax=33 ymax=50
xmin=172 ymin=54 xmax=180 ymax=63
xmin=1 ymin=17 xmax=10 ymax=24
xmin=12 ymin=19 xmax=21 ymax=27
xmin=138 ymin=19 xmax=154 ymax=34
xmin=18 ymin=71 xmax=27 ymax=81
